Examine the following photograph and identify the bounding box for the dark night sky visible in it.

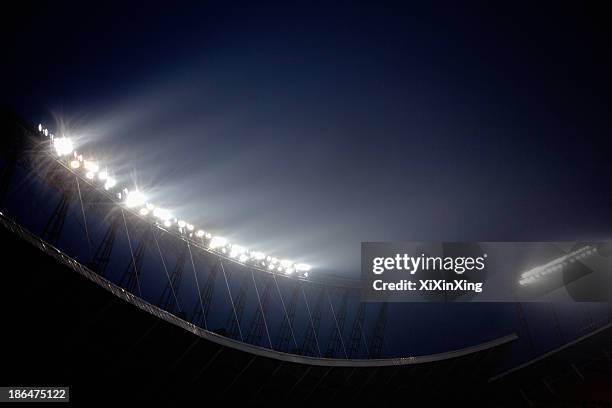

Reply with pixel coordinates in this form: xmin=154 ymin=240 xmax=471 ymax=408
xmin=3 ymin=2 xmax=612 ymax=277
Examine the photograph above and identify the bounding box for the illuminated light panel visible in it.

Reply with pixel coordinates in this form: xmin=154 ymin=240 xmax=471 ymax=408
xmin=53 ymin=137 xmax=73 ymax=156
xmin=519 ymin=245 xmax=597 ymax=286
xmin=230 ymin=244 xmax=246 ymax=258
xmin=70 ymin=160 xmax=81 ymax=169
xmin=251 ymin=251 xmax=266 ymax=261
xmin=83 ymin=160 xmax=99 ymax=173
xmin=153 ymin=207 xmax=172 ymax=221
xmin=295 ymin=263 xmax=311 ymax=272
xmin=104 ymin=177 xmax=117 ymax=190
xmin=209 ymin=236 xmax=228 ymax=249
xmin=125 ymin=190 xmax=146 ymax=208
xmin=139 ymin=208 xmax=149 ymax=216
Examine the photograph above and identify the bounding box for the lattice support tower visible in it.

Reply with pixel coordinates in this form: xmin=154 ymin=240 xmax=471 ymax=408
xmin=158 ymin=241 xmax=187 ymax=313
xmin=192 ymin=258 xmax=221 ymax=328
xmin=246 ymin=275 xmax=274 ymax=346
xmin=119 ymin=225 xmax=152 ymax=296
xmin=225 ymin=272 xmax=251 ymax=340
xmin=42 ymin=188 xmax=72 ymax=246
xmin=89 ymin=213 xmax=121 ymax=276
xmin=325 ymin=289 xmax=348 ymax=357
xmin=275 ymin=283 xmax=300 ymax=353
xmin=348 ymin=301 xmax=367 ymax=358
xmin=302 ymin=288 xmax=325 ymax=357
xmin=369 ymin=302 xmax=388 ymax=358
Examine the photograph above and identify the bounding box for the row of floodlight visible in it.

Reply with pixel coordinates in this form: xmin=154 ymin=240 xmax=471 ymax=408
xmin=518 ymin=244 xmax=596 ymax=286
xmin=38 ymin=124 xmax=311 ymax=278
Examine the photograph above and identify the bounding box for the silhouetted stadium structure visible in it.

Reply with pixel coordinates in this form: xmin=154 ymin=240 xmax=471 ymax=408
xmin=1 ymin=110 xmax=611 ymax=405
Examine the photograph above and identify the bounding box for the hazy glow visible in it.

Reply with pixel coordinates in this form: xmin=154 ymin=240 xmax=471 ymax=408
xmin=153 ymin=207 xmax=172 ymax=221
xmin=104 ymin=177 xmax=117 ymax=190
xmin=83 ymin=160 xmax=99 ymax=173
xmin=53 ymin=137 xmax=73 ymax=156
xmin=295 ymin=263 xmax=311 ymax=272
xmin=209 ymin=236 xmax=228 ymax=249
xmin=125 ymin=190 xmax=146 ymax=208
xmin=251 ymin=251 xmax=266 ymax=260
xmin=40 ymin=120 xmax=314 ymax=278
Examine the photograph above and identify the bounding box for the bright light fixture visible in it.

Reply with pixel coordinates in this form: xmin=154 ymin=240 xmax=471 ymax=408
xmin=104 ymin=177 xmax=116 ymax=190
xmin=209 ymin=236 xmax=228 ymax=249
xmin=53 ymin=137 xmax=73 ymax=156
xmin=83 ymin=160 xmax=99 ymax=173
xmin=125 ymin=190 xmax=146 ymax=208
xmin=153 ymin=207 xmax=172 ymax=221
xmin=251 ymin=251 xmax=266 ymax=260
xmin=230 ymin=244 xmax=246 ymax=258
xmin=41 ymin=121 xmax=315 ymax=277
xmin=295 ymin=263 xmax=311 ymax=272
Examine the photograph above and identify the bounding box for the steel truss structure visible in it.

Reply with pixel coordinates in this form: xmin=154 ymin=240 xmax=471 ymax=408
xmin=1 ymin=114 xmax=610 ymax=375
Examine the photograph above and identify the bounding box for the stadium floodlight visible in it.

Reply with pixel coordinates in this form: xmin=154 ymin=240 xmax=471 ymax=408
xmin=209 ymin=236 xmax=228 ymax=249
xmin=518 ymin=245 xmax=597 ymax=286
xmin=83 ymin=160 xmax=99 ymax=173
xmin=153 ymin=207 xmax=172 ymax=221
xmin=40 ymin=121 xmax=316 ymax=277
xmin=53 ymin=137 xmax=73 ymax=156
xmin=230 ymin=244 xmax=246 ymax=258
xmin=251 ymin=251 xmax=266 ymax=261
xmin=125 ymin=190 xmax=146 ymax=208
xmin=104 ymin=177 xmax=117 ymax=190
xmin=295 ymin=263 xmax=311 ymax=272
